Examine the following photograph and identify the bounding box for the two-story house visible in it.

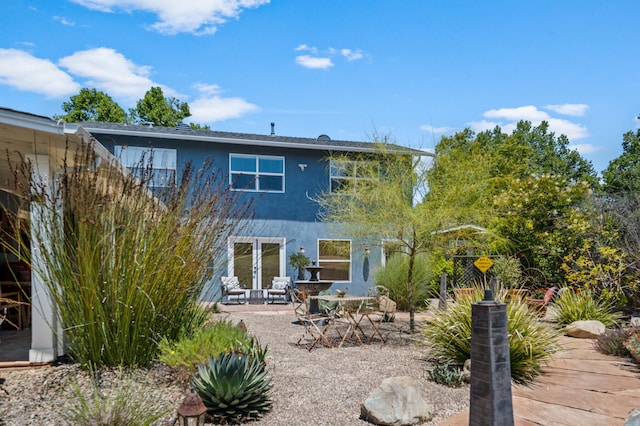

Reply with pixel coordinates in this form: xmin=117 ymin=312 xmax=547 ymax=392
xmin=0 ymin=107 xmax=429 ymax=362
xmin=80 ymin=121 xmax=429 ymax=300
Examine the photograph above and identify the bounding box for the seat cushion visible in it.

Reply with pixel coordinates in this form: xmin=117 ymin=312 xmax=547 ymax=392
xmin=271 ymin=277 xmax=289 ymax=290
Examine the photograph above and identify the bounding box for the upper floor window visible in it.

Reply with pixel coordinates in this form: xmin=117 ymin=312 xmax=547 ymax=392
xmin=318 ymin=239 xmax=351 ymax=282
xmin=114 ymin=145 xmax=176 ymax=187
xmin=230 ymin=154 xmax=284 ymax=192
xmin=330 ymin=160 xmax=379 ymax=193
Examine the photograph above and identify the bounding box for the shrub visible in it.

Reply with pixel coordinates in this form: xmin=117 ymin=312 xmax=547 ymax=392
xmin=428 ymin=360 xmax=467 ymax=387
xmin=491 ymin=255 xmax=523 ymax=288
xmin=624 ymin=331 xmax=640 ymax=363
xmin=420 ymin=287 xmax=562 ymax=384
xmin=63 ymin=374 xmax=169 ymax=426
xmin=158 ymin=320 xmax=268 ymax=372
xmin=192 ymin=352 xmax=272 ymax=423
xmin=554 ymin=289 xmax=623 ymax=327
xmin=374 ymin=253 xmax=430 ymax=311
xmin=594 ymin=328 xmax=632 ymax=357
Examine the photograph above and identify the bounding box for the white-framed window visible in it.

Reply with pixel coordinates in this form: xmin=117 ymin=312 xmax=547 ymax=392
xmin=318 ymin=239 xmax=351 ymax=282
xmin=114 ymin=145 xmax=176 ymax=187
xmin=230 ymin=154 xmax=284 ymax=192
xmin=381 ymin=238 xmax=407 ymax=266
xmin=329 ymin=159 xmax=379 ymax=193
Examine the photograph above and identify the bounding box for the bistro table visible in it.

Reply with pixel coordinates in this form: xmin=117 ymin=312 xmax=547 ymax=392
xmin=309 ymin=294 xmax=385 ymax=347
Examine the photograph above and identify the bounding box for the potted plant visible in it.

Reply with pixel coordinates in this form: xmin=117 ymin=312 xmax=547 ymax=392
xmin=289 ymin=252 xmax=310 ymax=280
xmin=526 ymin=288 xmax=548 ymax=315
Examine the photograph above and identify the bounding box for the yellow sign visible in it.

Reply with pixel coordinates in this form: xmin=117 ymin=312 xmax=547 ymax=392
xmin=474 ymin=255 xmax=494 ymax=273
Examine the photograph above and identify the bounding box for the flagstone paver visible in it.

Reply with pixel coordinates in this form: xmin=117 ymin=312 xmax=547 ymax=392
xmin=438 ymin=336 xmax=640 ymax=425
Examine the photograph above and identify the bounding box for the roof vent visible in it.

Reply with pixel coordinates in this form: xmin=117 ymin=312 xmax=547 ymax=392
xmin=176 ymin=122 xmax=191 ymax=131
xmin=317 ymin=134 xmax=331 ymax=142
xmin=270 ymin=122 xmax=275 ymax=136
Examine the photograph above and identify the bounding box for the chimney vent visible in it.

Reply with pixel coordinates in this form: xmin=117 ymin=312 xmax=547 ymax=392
xmin=270 ymin=122 xmax=275 ymax=136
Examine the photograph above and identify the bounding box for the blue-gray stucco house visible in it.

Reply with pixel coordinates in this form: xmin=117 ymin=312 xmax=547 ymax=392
xmin=81 ymin=121 xmax=430 ymax=299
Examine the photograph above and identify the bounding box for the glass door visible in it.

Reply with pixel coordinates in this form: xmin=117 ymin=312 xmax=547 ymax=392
xmin=230 ymin=237 xmax=285 ymax=290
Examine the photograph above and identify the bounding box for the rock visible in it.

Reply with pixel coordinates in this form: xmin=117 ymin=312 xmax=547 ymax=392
xmin=361 ymin=376 xmax=433 ymax=425
xmin=625 ymin=409 xmax=640 ymax=425
xmin=565 ymin=320 xmax=606 ymax=338
xmin=462 ymin=359 xmax=471 ymax=381
xmin=630 ymin=317 xmax=640 ymax=329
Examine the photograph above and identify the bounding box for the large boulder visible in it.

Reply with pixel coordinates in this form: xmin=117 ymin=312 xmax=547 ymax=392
xmin=361 ymin=376 xmax=433 ymax=425
xmin=565 ymin=320 xmax=606 ymax=338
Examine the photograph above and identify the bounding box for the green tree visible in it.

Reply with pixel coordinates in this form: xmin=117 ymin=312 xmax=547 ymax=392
xmin=129 ymin=86 xmax=191 ymax=127
xmin=54 ymin=88 xmax=126 ymax=123
xmin=317 ymin=136 xmax=494 ymax=331
xmin=602 ymin=128 xmax=640 ymax=193
xmin=432 ymin=121 xmax=597 ymax=286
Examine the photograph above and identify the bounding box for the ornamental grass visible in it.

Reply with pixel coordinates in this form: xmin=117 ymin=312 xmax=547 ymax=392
xmin=2 ymin=143 xmax=251 ymax=369
xmin=421 ymin=285 xmax=562 ymax=384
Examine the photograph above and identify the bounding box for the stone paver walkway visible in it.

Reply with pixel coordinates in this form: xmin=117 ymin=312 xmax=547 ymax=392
xmin=438 ymin=336 xmax=640 ymax=426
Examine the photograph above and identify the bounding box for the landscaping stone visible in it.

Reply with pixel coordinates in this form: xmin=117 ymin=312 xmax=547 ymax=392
xmin=361 ymin=376 xmax=433 ymax=425
xmin=565 ymin=320 xmax=605 ymax=338
xmin=630 ymin=317 xmax=640 ymax=328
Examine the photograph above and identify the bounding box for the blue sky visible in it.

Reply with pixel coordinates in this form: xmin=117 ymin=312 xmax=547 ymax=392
xmin=1 ymin=1 xmax=638 ymax=174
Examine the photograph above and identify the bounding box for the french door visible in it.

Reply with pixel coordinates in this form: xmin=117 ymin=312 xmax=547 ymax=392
xmin=229 ymin=237 xmax=285 ymax=290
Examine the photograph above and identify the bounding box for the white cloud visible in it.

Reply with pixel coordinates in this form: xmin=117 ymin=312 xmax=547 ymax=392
xmin=419 ymin=124 xmax=455 ymax=134
xmin=543 ymin=103 xmax=589 ymax=117
xmin=484 ymin=105 xmax=549 ymax=122
xmin=471 ymin=105 xmax=590 ymax=141
xmin=58 ymin=48 xmax=160 ymax=103
xmin=295 ymin=55 xmax=333 ymax=69
xmin=294 ymin=45 xmax=365 ymax=69
xmin=71 ymin=0 xmax=270 ymax=35
xmin=569 ymin=143 xmax=600 ymax=155
xmin=0 ymin=49 xmax=80 ymax=97
xmin=54 ymin=16 xmax=76 ymax=26
xmin=341 ymin=48 xmax=363 ymax=61
xmin=188 ymin=83 xmax=258 ymax=122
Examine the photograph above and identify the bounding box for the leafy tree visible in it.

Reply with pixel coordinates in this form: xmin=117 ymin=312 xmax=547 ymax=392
xmin=602 ymin=129 xmax=640 ymax=193
xmin=432 ymin=121 xmax=598 ymax=286
xmin=129 ymin=86 xmax=191 ymax=127
xmin=54 ymin=88 xmax=126 ymax=123
xmin=317 ymin=136 xmax=495 ymax=331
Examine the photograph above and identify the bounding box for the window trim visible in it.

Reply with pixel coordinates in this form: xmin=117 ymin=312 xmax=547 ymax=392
xmin=114 ymin=145 xmax=177 ymax=188
xmin=317 ymin=238 xmax=352 ymax=283
xmin=329 ymin=159 xmax=379 ymax=194
xmin=229 ymin=153 xmax=285 ymax=193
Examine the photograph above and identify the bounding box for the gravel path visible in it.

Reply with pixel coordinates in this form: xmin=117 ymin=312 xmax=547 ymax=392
xmin=0 ymin=310 xmax=469 ymax=425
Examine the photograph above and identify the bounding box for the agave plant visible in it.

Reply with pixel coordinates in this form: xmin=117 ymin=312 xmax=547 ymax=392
xmin=192 ymin=352 xmax=272 ymax=422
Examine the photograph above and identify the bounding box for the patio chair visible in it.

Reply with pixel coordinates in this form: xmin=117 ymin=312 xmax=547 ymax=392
xmin=289 ymin=288 xmax=335 ymax=351
xmin=267 ymin=276 xmax=290 ymax=304
xmin=0 ymin=285 xmax=23 ymax=330
xmin=221 ymin=276 xmax=246 ymax=304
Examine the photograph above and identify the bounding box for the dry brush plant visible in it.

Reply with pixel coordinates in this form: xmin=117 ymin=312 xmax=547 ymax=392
xmin=2 ymin=141 xmax=252 ymax=369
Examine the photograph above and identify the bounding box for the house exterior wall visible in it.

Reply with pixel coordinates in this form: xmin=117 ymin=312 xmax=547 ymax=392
xmin=92 ymin=131 xmax=382 ymax=297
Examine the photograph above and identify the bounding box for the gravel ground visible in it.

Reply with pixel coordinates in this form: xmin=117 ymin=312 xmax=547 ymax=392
xmin=0 ymin=310 xmax=469 ymax=425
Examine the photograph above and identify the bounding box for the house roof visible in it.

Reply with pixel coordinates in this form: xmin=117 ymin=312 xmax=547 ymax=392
xmin=76 ymin=121 xmax=433 ymax=157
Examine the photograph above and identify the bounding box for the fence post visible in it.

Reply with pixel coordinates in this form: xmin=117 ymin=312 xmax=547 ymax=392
xmin=469 ymin=280 xmax=513 ymax=425
xmin=439 ymin=272 xmax=447 ymax=309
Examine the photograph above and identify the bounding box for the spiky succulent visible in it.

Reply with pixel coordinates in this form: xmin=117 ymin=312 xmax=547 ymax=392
xmin=192 ymin=352 xmax=272 ymax=422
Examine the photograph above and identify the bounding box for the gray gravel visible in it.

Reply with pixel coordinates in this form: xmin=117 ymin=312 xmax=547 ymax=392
xmin=0 ymin=310 xmax=469 ymax=425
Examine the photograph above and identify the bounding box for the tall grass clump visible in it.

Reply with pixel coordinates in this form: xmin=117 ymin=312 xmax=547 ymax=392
xmin=3 ymin=143 xmax=251 ymax=368
xmin=554 ymin=289 xmax=623 ymax=327
xmin=421 ymin=286 xmax=562 ymax=384
xmin=64 ymin=374 xmax=170 ymax=426
xmin=374 ymin=253 xmax=430 ymax=311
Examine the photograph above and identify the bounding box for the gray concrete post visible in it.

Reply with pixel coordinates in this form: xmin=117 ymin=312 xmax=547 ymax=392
xmin=469 ymin=288 xmax=514 ymax=426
